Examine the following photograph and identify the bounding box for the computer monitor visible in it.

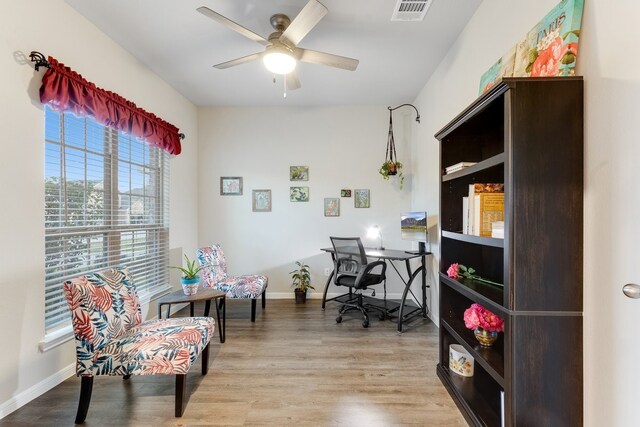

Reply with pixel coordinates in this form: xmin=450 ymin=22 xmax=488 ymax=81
xmin=401 ymin=211 xmax=428 ymax=254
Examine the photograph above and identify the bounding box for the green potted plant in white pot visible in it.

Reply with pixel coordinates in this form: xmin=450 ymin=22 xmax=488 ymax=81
xmin=170 ymin=254 xmax=203 ymax=296
xmin=289 ymin=261 xmax=314 ymax=304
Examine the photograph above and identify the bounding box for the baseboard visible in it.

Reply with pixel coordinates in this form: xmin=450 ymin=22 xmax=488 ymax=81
xmin=0 ymin=363 xmax=75 ymax=419
xmin=267 ymin=292 xmax=404 ymax=300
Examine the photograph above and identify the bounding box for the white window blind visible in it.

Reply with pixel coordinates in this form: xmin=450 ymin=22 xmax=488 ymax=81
xmin=44 ymin=106 xmax=170 ymax=330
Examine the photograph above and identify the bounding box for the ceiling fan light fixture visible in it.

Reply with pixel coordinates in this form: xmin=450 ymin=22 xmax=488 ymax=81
xmin=263 ymin=48 xmax=296 ymax=75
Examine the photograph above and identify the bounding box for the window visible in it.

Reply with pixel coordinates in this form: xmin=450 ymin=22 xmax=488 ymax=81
xmin=44 ymin=106 xmax=170 ymax=331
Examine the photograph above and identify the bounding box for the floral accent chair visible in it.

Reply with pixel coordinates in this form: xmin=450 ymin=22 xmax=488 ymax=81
xmin=63 ymin=267 xmax=215 ymax=423
xmin=196 ymin=244 xmax=268 ymax=322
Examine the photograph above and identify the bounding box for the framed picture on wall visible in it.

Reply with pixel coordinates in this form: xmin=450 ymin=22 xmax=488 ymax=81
xmin=252 ymin=189 xmax=272 ymax=212
xmin=290 ymin=166 xmax=309 ymax=181
xmin=340 ymin=189 xmax=351 ymax=197
xmin=290 ymin=186 xmax=309 ymax=202
xmin=220 ymin=177 xmax=243 ymax=195
xmin=324 ymin=198 xmax=340 ymax=217
xmin=354 ymin=189 xmax=370 ymax=208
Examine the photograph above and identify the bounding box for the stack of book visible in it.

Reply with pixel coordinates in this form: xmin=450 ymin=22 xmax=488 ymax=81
xmin=491 ymin=221 xmax=504 ymax=239
xmin=462 ymin=183 xmax=504 ymax=237
xmin=445 ymin=162 xmax=477 ymax=174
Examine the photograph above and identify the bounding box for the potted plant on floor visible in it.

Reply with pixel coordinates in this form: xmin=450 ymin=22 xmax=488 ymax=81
xmin=170 ymin=254 xmax=203 ymax=296
xmin=289 ymin=261 xmax=314 ymax=304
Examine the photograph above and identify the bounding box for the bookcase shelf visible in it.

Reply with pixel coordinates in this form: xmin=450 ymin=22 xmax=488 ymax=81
xmin=443 ymin=153 xmax=505 ymax=182
xmin=442 ymin=231 xmax=504 ymax=248
xmin=436 ymin=77 xmax=584 ymax=426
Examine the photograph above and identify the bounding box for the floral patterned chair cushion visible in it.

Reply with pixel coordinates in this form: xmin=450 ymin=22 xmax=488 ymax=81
xmin=63 ymin=267 xmax=214 ymax=376
xmin=196 ymin=244 xmax=268 ymax=299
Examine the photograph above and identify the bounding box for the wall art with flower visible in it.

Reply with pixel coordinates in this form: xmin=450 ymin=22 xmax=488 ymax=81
xmin=479 ymin=0 xmax=584 ymax=95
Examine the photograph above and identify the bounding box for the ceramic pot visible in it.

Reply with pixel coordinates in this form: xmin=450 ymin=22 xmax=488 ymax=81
xmin=180 ymin=277 xmax=200 ymax=296
xmin=474 ymin=327 xmax=498 ymax=347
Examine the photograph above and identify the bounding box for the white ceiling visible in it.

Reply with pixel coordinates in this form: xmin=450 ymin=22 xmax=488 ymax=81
xmin=64 ymin=0 xmax=482 ymax=107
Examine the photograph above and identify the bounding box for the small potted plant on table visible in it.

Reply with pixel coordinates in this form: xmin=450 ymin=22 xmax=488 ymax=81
xmin=170 ymin=254 xmax=203 ymax=296
xmin=289 ymin=261 xmax=314 ymax=304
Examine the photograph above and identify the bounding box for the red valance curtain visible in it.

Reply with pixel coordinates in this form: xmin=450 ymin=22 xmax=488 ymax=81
xmin=39 ymin=56 xmax=182 ymax=155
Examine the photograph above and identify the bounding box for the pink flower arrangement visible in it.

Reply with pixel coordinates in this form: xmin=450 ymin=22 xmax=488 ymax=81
xmin=463 ymin=303 xmax=504 ymax=333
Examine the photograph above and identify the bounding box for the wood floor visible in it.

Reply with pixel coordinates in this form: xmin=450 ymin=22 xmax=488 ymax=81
xmin=0 ymin=299 xmax=466 ymax=427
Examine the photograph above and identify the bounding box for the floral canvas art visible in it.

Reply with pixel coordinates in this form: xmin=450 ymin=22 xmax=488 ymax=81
xmin=354 ymin=189 xmax=370 ymax=208
xmin=290 ymin=186 xmax=309 ymax=202
xmin=513 ymin=0 xmax=584 ymax=78
xmin=479 ymin=0 xmax=584 ymax=94
xmin=252 ymin=190 xmax=271 ymax=212
xmin=324 ymin=198 xmax=340 ymax=216
xmin=290 ymin=166 xmax=309 ymax=181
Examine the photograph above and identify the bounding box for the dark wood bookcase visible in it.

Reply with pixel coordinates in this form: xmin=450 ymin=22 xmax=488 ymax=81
xmin=435 ymin=77 xmax=583 ymax=427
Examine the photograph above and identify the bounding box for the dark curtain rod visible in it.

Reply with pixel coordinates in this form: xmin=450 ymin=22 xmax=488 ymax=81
xmin=388 ymin=104 xmax=420 ymax=123
xmin=29 ymin=50 xmax=185 ymax=141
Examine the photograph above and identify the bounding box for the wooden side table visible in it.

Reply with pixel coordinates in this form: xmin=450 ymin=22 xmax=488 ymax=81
xmin=157 ymin=288 xmax=226 ymax=343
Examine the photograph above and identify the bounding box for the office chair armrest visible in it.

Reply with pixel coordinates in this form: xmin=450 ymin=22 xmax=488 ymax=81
xmin=355 ymin=260 xmax=387 ymax=283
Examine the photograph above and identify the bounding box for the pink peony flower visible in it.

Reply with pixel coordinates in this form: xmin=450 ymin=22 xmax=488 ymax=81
xmin=531 ymin=37 xmax=569 ymax=77
xmin=463 ymin=304 xmax=481 ymax=329
xmin=464 ymin=303 xmax=504 ymax=332
xmin=447 ymin=263 xmax=460 ymax=279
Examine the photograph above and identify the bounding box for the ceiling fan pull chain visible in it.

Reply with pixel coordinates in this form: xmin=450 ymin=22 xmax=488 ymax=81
xmin=283 ymin=75 xmax=287 ymax=98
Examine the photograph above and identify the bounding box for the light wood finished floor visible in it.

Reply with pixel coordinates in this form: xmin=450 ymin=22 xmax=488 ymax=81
xmin=0 ymin=299 xmax=466 ymax=427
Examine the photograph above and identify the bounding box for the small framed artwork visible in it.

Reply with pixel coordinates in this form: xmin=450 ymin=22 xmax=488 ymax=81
xmin=290 ymin=166 xmax=309 ymax=181
xmin=324 ymin=198 xmax=340 ymax=217
xmin=252 ymin=189 xmax=272 ymax=212
xmin=290 ymin=186 xmax=309 ymax=202
xmin=220 ymin=177 xmax=243 ymax=196
xmin=340 ymin=189 xmax=352 ymax=197
xmin=354 ymin=189 xmax=370 ymax=208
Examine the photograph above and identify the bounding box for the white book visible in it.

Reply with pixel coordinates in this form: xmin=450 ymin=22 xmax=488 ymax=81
xmin=462 ymin=197 xmax=469 ymax=234
xmin=445 ymin=162 xmax=477 ymax=173
xmin=468 ymin=185 xmax=475 ymax=235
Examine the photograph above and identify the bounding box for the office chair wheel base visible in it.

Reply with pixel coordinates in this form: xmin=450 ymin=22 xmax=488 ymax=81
xmin=336 ymin=316 xmax=342 ymax=323
xmin=362 ymin=320 xmax=369 ymax=328
xmin=378 ymin=313 xmax=386 ymax=321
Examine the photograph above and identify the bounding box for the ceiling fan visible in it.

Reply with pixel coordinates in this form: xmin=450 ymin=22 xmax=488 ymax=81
xmin=197 ymin=0 xmax=359 ymax=90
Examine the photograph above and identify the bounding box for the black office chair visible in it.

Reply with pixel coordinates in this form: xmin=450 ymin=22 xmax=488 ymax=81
xmin=330 ymin=236 xmax=387 ymax=328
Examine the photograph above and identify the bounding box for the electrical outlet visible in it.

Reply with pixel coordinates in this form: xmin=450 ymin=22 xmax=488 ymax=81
xmin=324 ymin=267 xmax=331 ymax=277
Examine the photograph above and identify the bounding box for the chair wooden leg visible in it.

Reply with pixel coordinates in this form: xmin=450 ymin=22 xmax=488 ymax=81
xmin=75 ymin=376 xmax=93 ymax=424
xmin=251 ymin=299 xmax=257 ymax=322
xmin=262 ymin=291 xmax=266 ymax=309
xmin=202 ymin=343 xmax=210 ymax=375
xmin=175 ymin=374 xmax=186 ymax=417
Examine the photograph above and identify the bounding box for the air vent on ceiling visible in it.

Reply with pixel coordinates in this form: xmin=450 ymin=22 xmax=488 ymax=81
xmin=391 ymin=0 xmax=433 ymax=22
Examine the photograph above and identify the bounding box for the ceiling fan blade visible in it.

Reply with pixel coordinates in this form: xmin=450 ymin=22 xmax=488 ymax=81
xmin=213 ymin=52 xmax=262 ymax=69
xmin=297 ymin=48 xmax=359 ymax=71
xmin=197 ymin=6 xmax=269 ymax=46
xmin=280 ymin=0 xmax=328 ymax=47
xmin=286 ymin=71 xmax=301 ymax=90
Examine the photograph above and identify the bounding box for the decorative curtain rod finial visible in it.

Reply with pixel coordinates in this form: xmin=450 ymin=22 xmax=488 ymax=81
xmin=29 ymin=51 xmax=50 ymax=71
xmin=388 ymin=103 xmax=420 ymax=123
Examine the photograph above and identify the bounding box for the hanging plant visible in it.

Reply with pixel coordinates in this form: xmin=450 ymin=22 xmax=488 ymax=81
xmin=380 ymin=107 xmax=404 ymax=189
xmin=379 ymin=160 xmax=404 ymax=189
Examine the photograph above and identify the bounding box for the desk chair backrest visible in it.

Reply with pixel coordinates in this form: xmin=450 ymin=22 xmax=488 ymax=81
xmin=330 ymin=236 xmax=386 ymax=290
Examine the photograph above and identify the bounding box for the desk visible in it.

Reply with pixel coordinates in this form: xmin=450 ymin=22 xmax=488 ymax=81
xmin=320 ymin=247 xmax=431 ymax=333
xmin=157 ymin=288 xmax=226 ymax=343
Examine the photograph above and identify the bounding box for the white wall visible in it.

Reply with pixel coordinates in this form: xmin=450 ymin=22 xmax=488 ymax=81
xmin=0 ymin=0 xmax=198 ymax=416
xmin=411 ymin=0 xmax=640 ymax=424
xmin=197 ymin=106 xmax=417 ymax=298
